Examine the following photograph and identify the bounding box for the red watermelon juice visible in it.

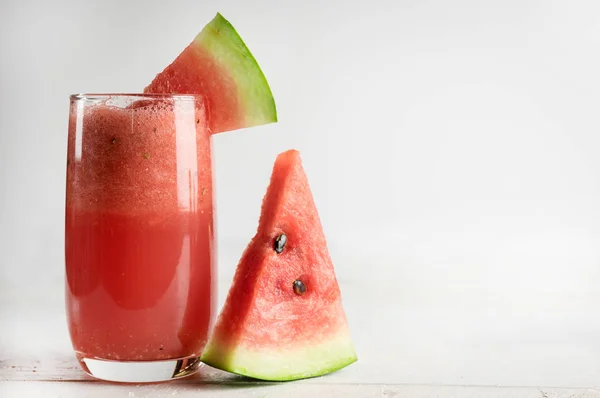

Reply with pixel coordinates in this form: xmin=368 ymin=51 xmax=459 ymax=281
xmin=65 ymin=94 xmax=216 ymax=381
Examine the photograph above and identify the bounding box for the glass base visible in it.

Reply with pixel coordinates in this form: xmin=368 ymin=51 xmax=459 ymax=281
xmin=76 ymin=354 xmax=202 ymax=383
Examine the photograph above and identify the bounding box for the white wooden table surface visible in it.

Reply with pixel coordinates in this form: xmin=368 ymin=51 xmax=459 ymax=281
xmin=3 ymin=250 xmax=600 ymax=397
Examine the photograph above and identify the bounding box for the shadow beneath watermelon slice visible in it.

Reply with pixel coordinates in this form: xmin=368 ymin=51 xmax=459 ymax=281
xmin=171 ymin=364 xmax=281 ymax=390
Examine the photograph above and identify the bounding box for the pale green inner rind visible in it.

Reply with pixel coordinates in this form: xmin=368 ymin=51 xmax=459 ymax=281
xmin=201 ymin=332 xmax=357 ymax=381
xmin=194 ymin=13 xmax=277 ymax=127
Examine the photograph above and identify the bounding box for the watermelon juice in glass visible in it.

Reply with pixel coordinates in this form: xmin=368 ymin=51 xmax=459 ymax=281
xmin=65 ymin=94 xmax=216 ymax=382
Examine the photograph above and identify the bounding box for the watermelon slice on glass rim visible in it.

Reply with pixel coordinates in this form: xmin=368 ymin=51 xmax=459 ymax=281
xmin=201 ymin=150 xmax=357 ymax=381
xmin=144 ymin=12 xmax=277 ymax=134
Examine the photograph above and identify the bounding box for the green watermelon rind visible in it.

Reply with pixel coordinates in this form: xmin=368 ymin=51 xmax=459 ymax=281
xmin=200 ymin=332 xmax=357 ymax=381
xmin=195 ymin=13 xmax=277 ymax=128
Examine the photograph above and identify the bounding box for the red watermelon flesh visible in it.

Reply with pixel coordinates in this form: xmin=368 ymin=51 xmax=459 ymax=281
xmin=144 ymin=13 xmax=277 ymax=134
xmin=200 ymin=150 xmax=357 ymax=381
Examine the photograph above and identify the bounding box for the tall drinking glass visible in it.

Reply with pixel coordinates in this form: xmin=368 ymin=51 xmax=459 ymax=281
xmin=65 ymin=94 xmax=216 ymax=382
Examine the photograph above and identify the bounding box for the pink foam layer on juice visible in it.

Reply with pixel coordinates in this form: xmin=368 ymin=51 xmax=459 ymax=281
xmin=66 ymin=98 xmax=212 ymax=215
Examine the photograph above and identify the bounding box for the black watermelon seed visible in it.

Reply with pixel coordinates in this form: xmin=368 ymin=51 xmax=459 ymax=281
xmin=293 ymin=280 xmax=307 ymax=295
xmin=274 ymin=233 xmax=287 ymax=253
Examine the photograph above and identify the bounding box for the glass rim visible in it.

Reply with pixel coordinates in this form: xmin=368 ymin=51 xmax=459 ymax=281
xmin=70 ymin=93 xmax=203 ymax=101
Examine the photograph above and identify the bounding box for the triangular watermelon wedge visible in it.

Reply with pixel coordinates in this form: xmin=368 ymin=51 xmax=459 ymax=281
xmin=144 ymin=13 xmax=277 ymax=134
xmin=201 ymin=150 xmax=357 ymax=381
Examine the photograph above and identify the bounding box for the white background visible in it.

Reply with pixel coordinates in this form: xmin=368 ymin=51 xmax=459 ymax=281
xmin=3 ymin=0 xmax=600 ymax=390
